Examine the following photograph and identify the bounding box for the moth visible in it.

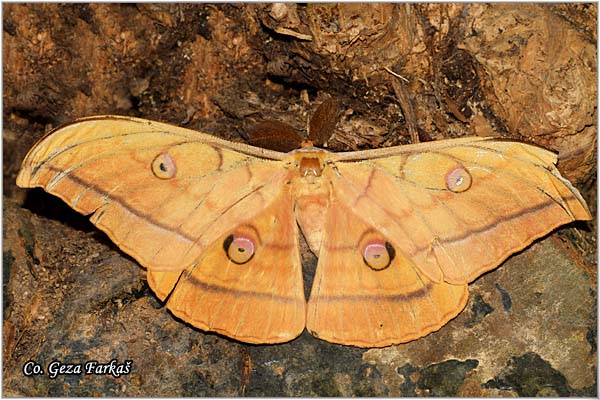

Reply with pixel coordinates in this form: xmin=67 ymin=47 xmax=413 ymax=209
xmin=16 ymin=106 xmax=591 ymax=347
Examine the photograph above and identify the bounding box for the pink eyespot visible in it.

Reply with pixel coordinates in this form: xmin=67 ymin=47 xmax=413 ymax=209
xmin=445 ymin=166 xmax=472 ymax=193
xmin=151 ymin=153 xmax=176 ymax=179
xmin=224 ymin=234 xmax=256 ymax=264
xmin=362 ymin=240 xmax=395 ymax=271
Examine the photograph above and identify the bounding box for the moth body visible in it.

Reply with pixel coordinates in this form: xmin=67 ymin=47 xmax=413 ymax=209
xmin=288 ymin=149 xmax=332 ymax=254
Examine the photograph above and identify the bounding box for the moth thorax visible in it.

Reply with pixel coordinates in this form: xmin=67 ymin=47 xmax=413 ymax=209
xmin=299 ymin=157 xmax=323 ymax=179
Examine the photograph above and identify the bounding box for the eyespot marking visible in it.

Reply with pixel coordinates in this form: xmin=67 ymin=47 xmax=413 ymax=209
xmin=362 ymin=240 xmax=395 ymax=271
xmin=224 ymin=234 xmax=256 ymax=264
xmin=151 ymin=153 xmax=176 ymax=179
xmin=446 ymin=166 xmax=472 ymax=193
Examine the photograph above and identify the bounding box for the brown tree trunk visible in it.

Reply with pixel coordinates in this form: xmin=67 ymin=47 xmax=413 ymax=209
xmin=3 ymin=4 xmax=596 ymax=396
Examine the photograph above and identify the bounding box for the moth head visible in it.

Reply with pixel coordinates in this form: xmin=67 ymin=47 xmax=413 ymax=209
xmin=299 ymin=157 xmax=323 ymax=178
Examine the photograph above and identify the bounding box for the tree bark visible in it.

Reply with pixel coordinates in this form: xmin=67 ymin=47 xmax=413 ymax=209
xmin=3 ymin=3 xmax=596 ymax=396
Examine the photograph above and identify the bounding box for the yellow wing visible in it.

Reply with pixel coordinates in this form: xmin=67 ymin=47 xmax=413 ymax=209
xmin=17 ymin=116 xmax=289 ymax=273
xmin=164 ymin=187 xmax=305 ymax=343
xmin=306 ymin=137 xmax=590 ymax=346
xmin=306 ymin=199 xmax=468 ymax=347
xmin=17 ymin=116 xmax=306 ymax=343
xmin=331 ymin=138 xmax=590 ymax=284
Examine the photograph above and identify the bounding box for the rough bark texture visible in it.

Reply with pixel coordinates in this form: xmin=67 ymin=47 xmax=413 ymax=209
xmin=3 ymin=3 xmax=597 ymax=396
